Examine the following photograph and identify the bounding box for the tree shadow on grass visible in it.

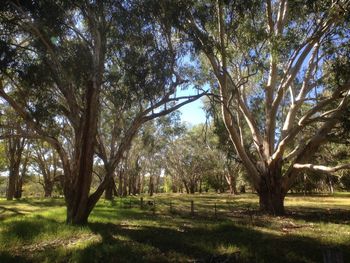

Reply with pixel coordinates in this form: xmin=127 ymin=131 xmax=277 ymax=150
xmin=285 ymin=207 xmax=350 ymax=224
xmin=2 ymin=219 xmax=45 ymax=242
xmin=0 ymin=215 xmax=69 ymax=246
xmin=83 ymin=222 xmax=207 ymax=262
xmin=19 ymin=198 xmax=65 ymax=207
xmin=0 ymin=201 xmax=349 ymax=263
xmin=0 ymin=251 xmax=30 ymax=263
xmin=0 ymin=206 xmax=26 ymax=221
xmin=0 ymin=217 xmax=60 ymax=263
xmin=288 ymin=192 xmax=350 ymax=198
xmin=77 ymin=218 xmax=350 ymax=263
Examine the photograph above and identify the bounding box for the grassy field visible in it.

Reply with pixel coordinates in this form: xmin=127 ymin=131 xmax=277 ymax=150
xmin=0 ymin=193 xmax=349 ymax=263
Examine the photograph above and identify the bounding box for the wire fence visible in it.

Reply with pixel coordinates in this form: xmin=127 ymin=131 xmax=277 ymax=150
xmin=114 ymin=195 xmax=257 ymax=222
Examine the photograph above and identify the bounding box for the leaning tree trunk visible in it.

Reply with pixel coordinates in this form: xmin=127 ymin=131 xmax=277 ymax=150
xmin=183 ymin=180 xmax=190 ymax=194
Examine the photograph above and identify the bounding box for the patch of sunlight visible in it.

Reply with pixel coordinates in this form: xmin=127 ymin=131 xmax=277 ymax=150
xmin=112 ymin=234 xmax=133 ymax=242
xmin=66 ymin=234 xmax=102 ymax=249
xmin=253 ymin=226 xmax=282 ymax=236
xmin=216 ymin=244 xmax=240 ymax=254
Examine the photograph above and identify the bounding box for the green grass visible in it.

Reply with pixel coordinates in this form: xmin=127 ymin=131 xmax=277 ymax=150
xmin=0 ymin=193 xmax=349 ymax=262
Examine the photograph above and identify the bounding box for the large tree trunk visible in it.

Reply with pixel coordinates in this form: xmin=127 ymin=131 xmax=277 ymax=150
xmin=104 ymin=168 xmax=115 ymax=200
xmin=43 ymin=174 xmax=53 ymax=198
xmin=6 ymin=172 xmax=16 ymax=201
xmin=44 ymin=182 xmax=53 ymax=198
xmin=6 ymin=163 xmax=21 ymax=200
xmin=6 ymin=171 xmax=16 ymax=200
xmin=189 ymin=180 xmax=195 ymax=194
xmin=65 ymin=82 xmax=100 ymax=225
xmin=6 ymin=137 xmax=25 ymax=200
xmin=14 ymin=155 xmax=28 ymax=199
xmin=258 ymin=188 xmax=285 ymax=215
xmin=104 ymin=177 xmax=114 ymax=200
xmin=257 ymin=165 xmax=286 ymax=215
xmin=14 ymin=176 xmax=23 ymax=199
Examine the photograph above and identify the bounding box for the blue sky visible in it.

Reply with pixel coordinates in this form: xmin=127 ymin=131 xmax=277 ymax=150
xmin=179 ymin=97 xmax=206 ymax=125
xmin=175 ymin=53 xmax=208 ymax=125
xmin=176 ymin=85 xmax=207 ymax=125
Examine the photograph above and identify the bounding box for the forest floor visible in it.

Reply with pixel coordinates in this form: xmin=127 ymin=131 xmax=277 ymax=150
xmin=0 ymin=192 xmax=349 ymax=263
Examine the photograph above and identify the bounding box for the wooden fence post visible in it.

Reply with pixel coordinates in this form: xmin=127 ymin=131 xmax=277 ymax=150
xmin=214 ymin=203 xmax=217 ymax=219
xmin=248 ymin=206 xmax=253 ymax=225
xmin=191 ymin=200 xmax=194 ymax=216
xmin=140 ymin=197 xmax=143 ymax=209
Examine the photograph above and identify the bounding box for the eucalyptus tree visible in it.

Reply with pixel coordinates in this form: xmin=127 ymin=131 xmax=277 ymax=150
xmin=31 ymin=141 xmax=63 ymax=197
xmin=156 ymin=0 xmax=350 ymax=214
xmin=4 ymin=131 xmax=26 ymax=200
xmin=0 ymin=108 xmax=27 ymax=200
xmin=93 ymin=4 xmax=201 ymax=199
xmin=0 ymin=1 xmax=205 ymax=224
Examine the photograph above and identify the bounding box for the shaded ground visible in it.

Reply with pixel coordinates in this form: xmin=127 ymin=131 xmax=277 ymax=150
xmin=0 ymin=193 xmax=349 ymax=262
